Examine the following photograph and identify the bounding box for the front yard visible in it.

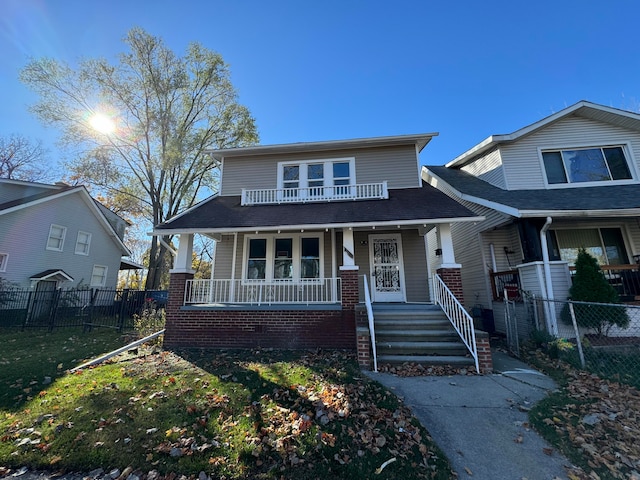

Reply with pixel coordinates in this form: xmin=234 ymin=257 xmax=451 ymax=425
xmin=0 ymin=329 xmax=452 ymax=479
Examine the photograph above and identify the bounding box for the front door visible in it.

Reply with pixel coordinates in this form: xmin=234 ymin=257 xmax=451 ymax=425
xmin=369 ymin=234 xmax=406 ymax=302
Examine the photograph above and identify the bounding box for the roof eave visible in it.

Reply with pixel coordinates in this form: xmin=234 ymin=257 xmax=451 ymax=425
xmin=209 ymin=133 xmax=439 ymax=160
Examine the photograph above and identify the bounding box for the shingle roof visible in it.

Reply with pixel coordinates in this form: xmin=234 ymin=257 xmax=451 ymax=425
xmin=427 ymin=165 xmax=640 ymax=214
xmin=0 ymin=186 xmax=78 ymax=212
xmin=156 ymin=182 xmax=481 ymax=232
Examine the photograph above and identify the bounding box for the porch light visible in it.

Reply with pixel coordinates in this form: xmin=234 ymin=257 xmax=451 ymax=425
xmin=435 ymin=248 xmax=442 ymax=256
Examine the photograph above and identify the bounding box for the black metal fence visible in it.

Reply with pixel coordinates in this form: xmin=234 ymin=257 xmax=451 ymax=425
xmin=0 ymin=287 xmax=167 ymax=331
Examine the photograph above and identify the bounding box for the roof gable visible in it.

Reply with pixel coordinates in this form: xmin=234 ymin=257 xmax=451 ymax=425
xmin=447 ymin=101 xmax=640 ymax=168
xmin=0 ymin=183 xmax=130 ymax=255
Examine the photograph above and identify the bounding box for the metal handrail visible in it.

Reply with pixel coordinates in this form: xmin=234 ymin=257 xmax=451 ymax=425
xmin=432 ymin=274 xmax=479 ymax=373
xmin=362 ymin=275 xmax=378 ymax=372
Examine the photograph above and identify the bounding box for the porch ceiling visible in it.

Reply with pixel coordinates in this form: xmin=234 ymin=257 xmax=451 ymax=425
xmin=155 ymin=183 xmax=483 ymax=235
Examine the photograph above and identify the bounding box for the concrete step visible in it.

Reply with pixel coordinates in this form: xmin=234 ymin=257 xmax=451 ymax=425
xmin=375 ymin=329 xmax=460 ymax=342
xmin=377 ymin=354 xmax=475 ymax=366
xmin=377 ymin=341 xmax=468 ymax=356
xmin=374 ymin=319 xmax=452 ymax=331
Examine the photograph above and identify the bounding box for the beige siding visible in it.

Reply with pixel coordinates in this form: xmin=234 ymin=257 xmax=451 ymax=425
xmin=427 ymin=175 xmax=513 ymax=309
xmin=501 ymin=116 xmax=640 ymax=190
xmin=220 ymin=145 xmax=420 ymax=196
xmin=354 ymin=229 xmax=429 ymax=302
xmin=214 ymin=231 xmax=334 ymax=280
xmin=461 ymin=148 xmax=506 ymax=188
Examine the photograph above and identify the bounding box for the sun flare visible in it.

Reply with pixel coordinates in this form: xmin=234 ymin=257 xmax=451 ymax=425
xmin=89 ymin=112 xmax=116 ymax=134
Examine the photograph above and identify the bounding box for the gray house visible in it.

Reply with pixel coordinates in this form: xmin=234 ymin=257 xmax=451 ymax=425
xmin=0 ymin=179 xmax=132 ymax=292
xmin=423 ymin=101 xmax=640 ymax=337
xmin=155 ymin=134 xmax=494 ymax=372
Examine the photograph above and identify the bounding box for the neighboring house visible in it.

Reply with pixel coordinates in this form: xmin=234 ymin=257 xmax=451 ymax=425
xmin=0 ymin=179 xmax=132 ymax=292
xmin=154 ymin=134 xmax=493 ymax=371
xmin=423 ymin=101 xmax=640 ymax=338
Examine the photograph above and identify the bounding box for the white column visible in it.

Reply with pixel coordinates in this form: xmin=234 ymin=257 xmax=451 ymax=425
xmin=438 ymin=223 xmax=461 ymax=268
xmin=170 ymin=233 xmax=195 ymax=274
xmin=342 ymin=227 xmax=357 ymax=268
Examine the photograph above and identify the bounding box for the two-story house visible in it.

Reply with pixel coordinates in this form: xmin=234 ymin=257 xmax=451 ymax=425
xmin=0 ymin=179 xmax=132 ymax=294
xmin=423 ymin=101 xmax=640 ymax=338
xmin=155 ymin=134 xmax=493 ymax=371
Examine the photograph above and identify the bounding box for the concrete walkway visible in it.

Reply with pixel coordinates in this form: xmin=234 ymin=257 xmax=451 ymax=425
xmin=366 ymin=351 xmax=573 ymax=480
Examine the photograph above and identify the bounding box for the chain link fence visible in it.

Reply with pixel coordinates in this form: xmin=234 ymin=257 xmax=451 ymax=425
xmin=503 ymin=293 xmax=640 ymax=388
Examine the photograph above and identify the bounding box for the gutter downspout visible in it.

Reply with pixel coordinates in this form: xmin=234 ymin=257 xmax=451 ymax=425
xmin=540 ymin=217 xmax=559 ymax=336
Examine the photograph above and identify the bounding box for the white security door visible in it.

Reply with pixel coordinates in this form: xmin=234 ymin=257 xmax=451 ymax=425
xmin=369 ymin=234 xmax=406 ymax=302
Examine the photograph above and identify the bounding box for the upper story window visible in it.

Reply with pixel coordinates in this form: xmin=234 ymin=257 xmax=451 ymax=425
xmin=277 ymin=158 xmax=355 ymax=194
xmin=0 ymin=253 xmax=8 ymax=272
xmin=75 ymin=231 xmax=92 ymax=255
xmin=46 ymin=224 xmax=67 ymax=251
xmin=542 ymin=146 xmax=633 ymax=186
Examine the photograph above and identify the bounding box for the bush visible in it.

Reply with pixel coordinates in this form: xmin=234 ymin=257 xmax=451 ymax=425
xmin=133 ymin=300 xmax=165 ymax=344
xmin=561 ymin=249 xmax=630 ymax=336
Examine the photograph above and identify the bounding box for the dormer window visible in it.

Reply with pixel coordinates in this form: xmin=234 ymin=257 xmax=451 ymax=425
xmin=542 ymin=146 xmax=633 ymax=185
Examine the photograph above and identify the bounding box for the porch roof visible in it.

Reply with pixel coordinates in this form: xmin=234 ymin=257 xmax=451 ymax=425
xmin=155 ymin=182 xmax=482 ymax=234
xmin=426 ymin=165 xmax=640 ymax=218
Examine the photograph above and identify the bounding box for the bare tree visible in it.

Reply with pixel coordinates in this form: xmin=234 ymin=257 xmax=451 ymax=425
xmin=21 ymin=28 xmax=258 ymax=288
xmin=0 ymin=134 xmax=50 ymax=181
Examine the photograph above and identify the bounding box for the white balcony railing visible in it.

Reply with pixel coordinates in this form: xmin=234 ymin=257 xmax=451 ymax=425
xmin=241 ymin=182 xmax=388 ymax=206
xmin=184 ymin=278 xmax=341 ymax=305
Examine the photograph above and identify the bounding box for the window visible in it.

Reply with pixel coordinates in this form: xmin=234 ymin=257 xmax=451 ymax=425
xmin=277 ymin=158 xmax=355 ymax=196
xmin=90 ymin=265 xmax=108 ymax=287
xmin=0 ymin=253 xmax=8 ymax=272
xmin=75 ymin=231 xmax=92 ymax=255
xmin=549 ymin=227 xmax=629 ymax=266
xmin=244 ymin=234 xmax=323 ymax=281
xmin=46 ymin=224 xmax=67 ymax=251
xmin=542 ymin=146 xmax=633 ymax=185
xmin=247 ymin=239 xmax=267 ymax=279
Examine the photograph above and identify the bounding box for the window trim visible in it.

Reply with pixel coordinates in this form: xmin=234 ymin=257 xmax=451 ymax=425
xmin=46 ymin=224 xmax=67 ymax=252
xmin=276 ymin=157 xmax=356 ymax=191
xmin=241 ymin=233 xmax=325 ymax=283
xmin=538 ymin=142 xmax=638 ymax=189
xmin=0 ymin=253 xmax=8 ymax=273
xmin=90 ymin=265 xmax=108 ymax=287
xmin=75 ymin=231 xmax=92 ymax=256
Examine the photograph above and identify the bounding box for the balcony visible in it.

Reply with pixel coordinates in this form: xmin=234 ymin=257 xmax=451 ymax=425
xmin=241 ymin=182 xmax=388 ymax=206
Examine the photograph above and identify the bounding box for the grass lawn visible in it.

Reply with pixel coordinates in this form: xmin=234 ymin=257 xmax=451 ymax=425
xmin=0 ymin=329 xmax=453 ymax=479
xmin=525 ymin=349 xmax=640 ymax=480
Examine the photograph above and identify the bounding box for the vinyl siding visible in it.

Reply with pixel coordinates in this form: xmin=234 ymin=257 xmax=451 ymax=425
xmin=354 ymin=229 xmax=429 ymax=303
xmin=425 ymin=174 xmax=513 ymax=309
xmin=220 ymin=145 xmax=420 ymax=196
xmin=215 ymin=231 xmax=334 ymax=280
xmin=501 ymin=116 xmax=640 ymax=190
xmin=0 ymin=193 xmax=122 ymax=288
xmin=461 ymin=148 xmax=506 ymax=188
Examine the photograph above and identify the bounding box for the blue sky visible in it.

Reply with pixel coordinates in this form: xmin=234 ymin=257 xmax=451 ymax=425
xmin=1 ymin=0 xmax=639 ymax=172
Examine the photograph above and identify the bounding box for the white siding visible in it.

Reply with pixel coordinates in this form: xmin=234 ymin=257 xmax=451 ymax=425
xmin=0 ymin=193 xmax=122 ymax=288
xmin=461 ymin=148 xmax=506 ymax=188
xmin=501 ymin=116 xmax=640 ymax=190
xmin=220 ymin=145 xmax=420 ymax=196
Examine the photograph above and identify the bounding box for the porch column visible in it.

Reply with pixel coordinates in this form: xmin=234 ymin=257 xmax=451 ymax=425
xmin=171 ymin=234 xmax=195 ymax=274
xmin=342 ymin=228 xmax=356 ymax=267
xmin=436 ymin=223 xmax=464 ymax=304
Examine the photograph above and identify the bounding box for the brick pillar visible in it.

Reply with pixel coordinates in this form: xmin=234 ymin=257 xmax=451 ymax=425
xmin=475 ymin=330 xmax=493 ymax=373
xmin=437 ymin=267 xmax=464 ymax=305
xmin=340 ymin=267 xmax=359 ymax=310
xmin=164 ymin=272 xmax=194 ymax=347
xmin=356 ymin=326 xmax=371 ymax=369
